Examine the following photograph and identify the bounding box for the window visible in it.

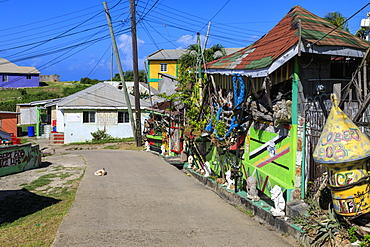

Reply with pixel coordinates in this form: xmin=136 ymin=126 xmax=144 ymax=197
xmin=160 ymin=63 xmax=168 ymax=72
xmin=26 ymin=75 xmax=31 ymax=79
xmin=118 ymin=112 xmax=129 ymax=123
xmin=2 ymin=75 xmax=8 ymax=82
xmin=83 ymin=111 xmax=95 ymax=123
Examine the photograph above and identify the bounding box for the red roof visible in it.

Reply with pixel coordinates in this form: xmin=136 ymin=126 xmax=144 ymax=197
xmin=206 ymin=5 xmax=369 ymax=71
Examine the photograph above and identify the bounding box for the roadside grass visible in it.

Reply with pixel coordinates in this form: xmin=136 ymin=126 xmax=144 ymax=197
xmin=68 ymin=137 xmax=144 ymax=151
xmin=0 ymin=169 xmax=85 ymax=246
xmin=233 ymin=205 xmax=254 ymax=218
xmin=68 ymin=137 xmax=135 ymax=145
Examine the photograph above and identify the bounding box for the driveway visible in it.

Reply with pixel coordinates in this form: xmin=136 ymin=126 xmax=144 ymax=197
xmin=51 ymin=149 xmax=297 ymax=246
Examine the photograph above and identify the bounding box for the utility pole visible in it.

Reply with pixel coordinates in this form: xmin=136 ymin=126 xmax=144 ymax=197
xmin=104 ymin=2 xmax=137 ymax=142
xmin=130 ymin=0 xmax=142 ymax=147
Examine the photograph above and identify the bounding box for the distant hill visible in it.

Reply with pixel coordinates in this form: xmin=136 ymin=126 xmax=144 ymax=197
xmin=0 ymin=81 xmax=91 ymax=112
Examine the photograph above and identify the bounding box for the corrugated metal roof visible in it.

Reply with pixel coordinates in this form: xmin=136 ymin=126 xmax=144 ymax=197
xmin=206 ymin=5 xmax=369 ymax=74
xmin=147 ymin=48 xmax=243 ymax=61
xmin=56 ymin=83 xmax=151 ymax=109
xmin=0 ymin=111 xmax=19 ymax=114
xmin=147 ymin=49 xmax=186 ymax=60
xmin=0 ymin=58 xmax=40 ymax=74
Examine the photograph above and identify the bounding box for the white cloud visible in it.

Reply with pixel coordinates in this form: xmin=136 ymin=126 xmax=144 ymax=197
xmin=176 ymin=34 xmax=207 ymax=49
xmin=117 ymin=34 xmax=145 ymax=70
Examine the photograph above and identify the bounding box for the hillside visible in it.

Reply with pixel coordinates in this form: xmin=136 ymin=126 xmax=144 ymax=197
xmin=0 ymin=81 xmax=90 ymax=112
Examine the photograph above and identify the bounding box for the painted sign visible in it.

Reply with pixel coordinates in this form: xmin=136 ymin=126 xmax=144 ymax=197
xmin=97 ymin=111 xmax=118 ymax=126
xmin=242 ymin=126 xmax=295 ymax=196
xmin=0 ymin=144 xmax=41 ymax=177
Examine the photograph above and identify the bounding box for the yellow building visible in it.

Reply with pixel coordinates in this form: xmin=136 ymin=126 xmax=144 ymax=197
xmin=146 ymin=49 xmax=185 ymax=90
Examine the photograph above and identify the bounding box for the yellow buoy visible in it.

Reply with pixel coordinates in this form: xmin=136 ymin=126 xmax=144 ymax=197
xmin=313 ymin=94 xmax=370 ymax=216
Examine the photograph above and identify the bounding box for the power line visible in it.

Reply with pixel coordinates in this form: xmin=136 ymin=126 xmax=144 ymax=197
xmin=199 ymin=0 xmax=231 ymax=32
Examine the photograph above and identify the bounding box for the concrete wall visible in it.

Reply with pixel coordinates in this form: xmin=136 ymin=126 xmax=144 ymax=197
xmin=0 ymin=143 xmax=41 ymax=177
xmin=40 ymin=74 xmax=60 ymax=82
xmin=0 ymin=73 xmax=39 ymax=87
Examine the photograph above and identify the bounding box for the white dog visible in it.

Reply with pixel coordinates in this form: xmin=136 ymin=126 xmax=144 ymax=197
xmin=94 ymin=168 xmax=107 ymax=176
xmin=270 ymin=185 xmax=285 ymax=216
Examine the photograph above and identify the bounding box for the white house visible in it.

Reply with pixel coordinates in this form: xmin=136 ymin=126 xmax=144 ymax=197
xmin=45 ymin=82 xmax=150 ymax=144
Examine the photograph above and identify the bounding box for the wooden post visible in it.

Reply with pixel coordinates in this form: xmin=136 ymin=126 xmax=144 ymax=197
xmin=364 ymin=60 xmax=368 ymax=97
xmin=333 ymin=83 xmax=341 ymax=102
xmin=130 ymin=0 xmax=142 ymax=146
xmin=104 ymin=2 xmax=136 ymax=141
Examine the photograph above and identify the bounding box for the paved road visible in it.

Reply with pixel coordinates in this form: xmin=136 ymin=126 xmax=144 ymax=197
xmin=52 ymin=150 xmax=297 ymax=247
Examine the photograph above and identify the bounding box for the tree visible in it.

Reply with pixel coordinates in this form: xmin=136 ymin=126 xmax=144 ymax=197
xmin=178 ymin=44 xmax=226 ymax=76
xmin=113 ymin=70 xmax=146 ymax=82
xmin=355 ymin=27 xmax=368 ymax=39
xmin=80 ymin=77 xmax=100 ymax=85
xmin=323 ymin=12 xmax=350 ymax=33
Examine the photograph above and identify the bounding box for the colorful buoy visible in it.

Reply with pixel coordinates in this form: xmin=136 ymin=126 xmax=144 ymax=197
xmin=313 ymin=94 xmax=370 ymax=216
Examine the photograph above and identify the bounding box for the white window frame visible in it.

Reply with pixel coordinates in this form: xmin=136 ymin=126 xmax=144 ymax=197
xmin=160 ymin=63 xmax=168 ymax=72
xmin=83 ymin=111 xmax=96 ymax=123
xmin=118 ymin=111 xmax=129 ymax=123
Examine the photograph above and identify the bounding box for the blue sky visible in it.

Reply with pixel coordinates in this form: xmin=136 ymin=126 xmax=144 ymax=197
xmin=0 ymin=0 xmax=369 ymax=81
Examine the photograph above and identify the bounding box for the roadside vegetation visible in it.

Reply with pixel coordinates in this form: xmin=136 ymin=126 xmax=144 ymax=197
xmin=0 ymin=81 xmax=90 ymax=112
xmin=0 ymin=162 xmax=85 ymax=246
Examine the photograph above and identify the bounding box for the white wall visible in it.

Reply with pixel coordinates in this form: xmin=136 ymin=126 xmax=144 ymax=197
xmin=60 ymin=109 xmax=148 ymax=144
xmin=56 ymin=106 xmax=64 ymax=133
xmin=19 ymin=107 xmax=37 ymax=125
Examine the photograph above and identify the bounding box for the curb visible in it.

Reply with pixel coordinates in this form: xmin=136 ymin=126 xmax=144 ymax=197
xmin=183 ymin=165 xmax=311 ymax=246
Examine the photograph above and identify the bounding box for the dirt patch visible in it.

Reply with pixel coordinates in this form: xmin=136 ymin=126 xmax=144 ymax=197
xmin=0 ymin=153 xmax=86 ymax=196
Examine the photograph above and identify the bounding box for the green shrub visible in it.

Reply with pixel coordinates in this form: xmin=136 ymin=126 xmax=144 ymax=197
xmin=91 ymin=129 xmax=111 ymax=141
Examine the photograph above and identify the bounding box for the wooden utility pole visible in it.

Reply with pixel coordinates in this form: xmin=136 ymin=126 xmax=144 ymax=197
xmin=104 ymin=2 xmax=137 ymax=141
xmin=130 ymin=0 xmax=142 ymax=147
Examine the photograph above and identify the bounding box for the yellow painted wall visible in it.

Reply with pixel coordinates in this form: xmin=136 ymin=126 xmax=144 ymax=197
xmin=148 ymin=60 xmax=178 ymax=89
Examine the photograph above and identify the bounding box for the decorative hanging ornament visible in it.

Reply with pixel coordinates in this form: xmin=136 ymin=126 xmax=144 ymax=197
xmin=313 ymin=94 xmax=370 ymax=166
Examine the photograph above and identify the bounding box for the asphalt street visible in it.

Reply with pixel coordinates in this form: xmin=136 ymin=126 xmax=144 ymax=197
xmin=52 ymin=149 xmax=298 ymax=247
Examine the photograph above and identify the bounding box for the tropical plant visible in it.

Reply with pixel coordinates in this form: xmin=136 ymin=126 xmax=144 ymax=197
xmin=178 ymin=44 xmax=226 ymax=77
xmin=323 ymin=12 xmax=350 ymax=32
xmin=91 ymin=129 xmax=112 ymax=141
xmin=356 ymin=27 xmax=368 ymax=40
xmin=360 ymin=235 xmax=370 ymax=247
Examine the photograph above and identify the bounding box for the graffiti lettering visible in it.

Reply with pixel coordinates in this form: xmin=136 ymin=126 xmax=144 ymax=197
xmin=320 ymin=128 xmax=361 ymax=146
xmin=317 ymin=143 xmax=348 ymax=159
xmin=0 ymin=149 xmax=25 ymax=168
xmin=333 ymin=172 xmax=354 ymax=186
